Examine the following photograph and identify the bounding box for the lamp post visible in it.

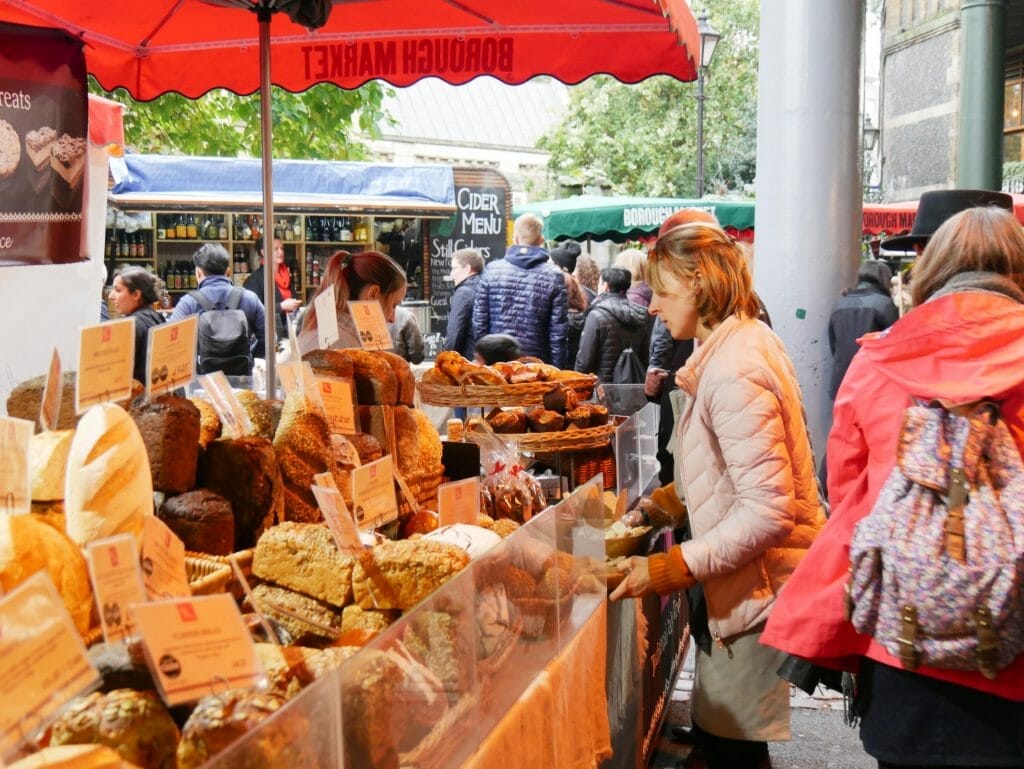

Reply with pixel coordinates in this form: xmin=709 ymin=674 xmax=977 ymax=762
xmin=862 ymin=116 xmax=880 ymax=200
xmin=695 ymin=12 xmax=721 ymax=198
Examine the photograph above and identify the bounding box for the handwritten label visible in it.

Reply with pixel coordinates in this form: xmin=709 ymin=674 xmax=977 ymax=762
xmin=146 ymin=316 xmax=198 ymax=398
xmin=76 ymin=318 xmax=135 ymax=414
xmin=197 ymin=372 xmax=252 ymax=439
xmin=311 ymin=485 xmax=363 ymax=557
xmin=438 ymin=477 xmax=481 ymax=527
xmin=0 ymin=418 xmax=32 ymax=516
xmin=140 ymin=517 xmax=190 ymax=601
xmin=0 ymin=572 xmax=100 ymax=758
xmin=352 ymin=455 xmax=399 ymax=531
xmin=86 ymin=535 xmax=147 ymax=644
xmin=348 ymin=300 xmax=393 ymax=351
xmin=317 ymin=376 xmax=356 ymax=434
xmin=314 ymin=284 xmax=339 ymax=350
xmin=39 ymin=347 xmax=62 ymax=432
xmin=130 ymin=594 xmax=263 ymax=706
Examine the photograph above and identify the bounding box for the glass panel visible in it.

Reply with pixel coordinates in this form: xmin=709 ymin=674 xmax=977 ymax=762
xmin=636 ymin=401 xmax=661 ymax=496
xmin=615 ymin=411 xmax=641 ymax=506
xmin=1004 ymin=81 xmax=1022 ymax=129
xmin=1005 ymin=131 xmax=1024 ymax=163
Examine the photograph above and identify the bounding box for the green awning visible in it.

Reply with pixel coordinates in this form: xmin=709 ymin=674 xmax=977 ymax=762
xmin=512 ymin=195 xmax=756 ymax=243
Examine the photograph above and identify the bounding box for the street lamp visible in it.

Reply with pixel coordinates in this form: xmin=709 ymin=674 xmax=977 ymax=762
xmin=863 ymin=116 xmax=880 ymax=151
xmin=695 ymin=12 xmax=721 ymax=198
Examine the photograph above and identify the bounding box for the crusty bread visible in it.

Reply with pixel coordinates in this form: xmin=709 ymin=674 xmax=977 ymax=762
xmin=64 ymin=403 xmax=152 ymax=547
xmin=351 ymin=539 xmax=470 ymax=610
xmin=273 ymin=394 xmax=337 ymax=524
xmin=6 ymin=744 xmax=144 ymax=769
xmin=29 ymin=429 xmax=75 ymax=501
xmin=341 ymin=604 xmax=400 ymax=636
xmin=158 ymin=489 xmax=234 ymax=556
xmin=198 ymin=436 xmax=283 ymax=549
xmin=6 ymin=373 xmax=143 ymax=433
xmin=248 ymin=583 xmax=344 ymax=645
xmin=188 ymin=397 xmax=221 ymax=447
xmin=251 ymin=521 xmax=355 ymax=607
xmin=375 ymin=350 xmax=416 ymax=406
xmin=129 ymin=395 xmax=200 ymax=495
xmin=348 ymin=432 xmax=383 ymax=464
xmin=309 ymin=349 xmax=397 ymax=405
xmin=236 ymin=390 xmax=276 ymax=439
xmin=177 ymin=690 xmax=289 ymax=769
xmin=31 ymin=500 xmax=67 ymax=533
xmin=0 ymin=514 xmax=92 ymax=634
xmin=302 ymin=348 xmax=355 ymax=379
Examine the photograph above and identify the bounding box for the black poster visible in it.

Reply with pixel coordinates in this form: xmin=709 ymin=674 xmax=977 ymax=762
xmin=0 ymin=22 xmax=88 ymax=267
xmin=427 ymin=175 xmax=508 ymax=336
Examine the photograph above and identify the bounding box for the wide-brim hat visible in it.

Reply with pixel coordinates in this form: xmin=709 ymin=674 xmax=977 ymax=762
xmin=881 ymin=189 xmax=1014 ymax=252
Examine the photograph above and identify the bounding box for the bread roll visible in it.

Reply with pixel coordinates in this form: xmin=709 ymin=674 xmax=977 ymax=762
xmin=158 ymin=489 xmax=234 ymax=555
xmin=351 ymin=539 xmax=470 ymax=610
xmin=129 ymin=395 xmax=200 ymax=495
xmin=486 ymin=409 xmax=527 ymax=434
xmin=64 ymin=403 xmax=152 ymax=547
xmin=30 ymin=429 xmax=75 ymax=501
xmin=0 ymin=514 xmax=92 ymax=634
xmin=198 ymin=436 xmax=283 ymax=549
xmin=376 ymin=350 xmax=416 ymax=406
xmin=251 ymin=521 xmax=355 ymax=607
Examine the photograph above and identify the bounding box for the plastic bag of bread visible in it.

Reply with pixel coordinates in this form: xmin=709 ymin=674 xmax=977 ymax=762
xmin=467 ymin=422 xmax=546 ymax=523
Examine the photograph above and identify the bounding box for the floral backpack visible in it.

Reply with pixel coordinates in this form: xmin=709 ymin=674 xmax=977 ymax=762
xmin=846 ymin=399 xmax=1024 ymax=679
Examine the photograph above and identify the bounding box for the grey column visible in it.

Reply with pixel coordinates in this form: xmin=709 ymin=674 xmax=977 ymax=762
xmin=753 ymin=0 xmax=865 ymax=459
xmin=956 ymin=0 xmax=1007 ymax=189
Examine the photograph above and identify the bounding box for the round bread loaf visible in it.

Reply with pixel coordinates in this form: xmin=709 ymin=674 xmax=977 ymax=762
xmin=0 ymin=513 xmax=92 ymax=634
xmin=177 ymin=690 xmax=288 ymax=769
xmin=158 ymin=489 xmax=234 ymax=555
xmin=129 ymin=395 xmax=200 ymax=495
xmin=198 ymin=436 xmax=283 ymax=549
xmin=235 ymin=390 xmax=276 ymax=439
xmin=7 ymin=744 xmax=145 ymax=769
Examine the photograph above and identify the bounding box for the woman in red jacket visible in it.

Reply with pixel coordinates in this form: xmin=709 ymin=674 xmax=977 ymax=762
xmin=761 ymin=205 xmax=1024 ymax=768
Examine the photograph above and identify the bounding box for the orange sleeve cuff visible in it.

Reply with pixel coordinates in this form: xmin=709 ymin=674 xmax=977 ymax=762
xmin=648 ymin=547 xmax=695 ymax=595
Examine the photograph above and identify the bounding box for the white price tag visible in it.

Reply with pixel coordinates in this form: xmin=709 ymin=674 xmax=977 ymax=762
xmin=140 ymin=517 xmax=191 ymax=600
xmin=0 ymin=418 xmax=32 ymax=516
xmin=86 ymin=535 xmax=147 ymax=644
xmin=76 ymin=318 xmax=135 ymax=414
xmin=352 ymin=455 xmax=399 ymax=531
xmin=39 ymin=347 xmax=62 ymax=432
xmin=438 ymin=477 xmax=481 ymax=527
xmin=311 ymin=485 xmax=363 ymax=557
xmin=348 ymin=300 xmax=393 ymax=351
xmin=146 ymin=316 xmax=198 ymax=398
xmin=198 ymin=372 xmax=252 ymax=438
xmin=314 ymin=284 xmax=339 ymax=350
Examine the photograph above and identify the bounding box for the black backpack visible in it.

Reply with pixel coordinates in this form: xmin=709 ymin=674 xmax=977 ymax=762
xmin=611 ymin=345 xmax=645 ymax=385
xmin=189 ymin=287 xmax=251 ymax=376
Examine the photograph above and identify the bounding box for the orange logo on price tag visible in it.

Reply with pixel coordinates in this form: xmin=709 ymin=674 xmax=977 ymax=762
xmin=171 ymin=327 xmax=179 ymax=342
xmin=323 ymin=382 xmax=332 ymax=394
xmin=177 ymin=603 xmax=198 ymax=622
xmin=102 ymin=327 xmax=111 ymax=343
xmin=108 ymin=546 xmax=119 ymax=567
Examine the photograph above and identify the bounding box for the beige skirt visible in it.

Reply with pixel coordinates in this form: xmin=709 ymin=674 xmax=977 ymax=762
xmin=691 ymin=625 xmax=791 ymax=742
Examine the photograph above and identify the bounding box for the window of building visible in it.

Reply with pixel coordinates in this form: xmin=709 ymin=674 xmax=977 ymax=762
xmin=1005 ymin=56 xmax=1024 ymax=162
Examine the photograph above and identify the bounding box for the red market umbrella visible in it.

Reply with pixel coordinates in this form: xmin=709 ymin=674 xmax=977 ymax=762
xmin=0 ymin=0 xmax=699 ymax=390
xmin=863 ymin=196 xmax=1024 ymax=239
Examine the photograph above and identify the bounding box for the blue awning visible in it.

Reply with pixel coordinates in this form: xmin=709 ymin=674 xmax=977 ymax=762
xmin=108 ymin=154 xmax=457 ymax=216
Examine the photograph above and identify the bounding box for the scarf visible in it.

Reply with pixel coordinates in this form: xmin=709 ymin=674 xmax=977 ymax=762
xmin=275 ymin=262 xmax=292 ymax=300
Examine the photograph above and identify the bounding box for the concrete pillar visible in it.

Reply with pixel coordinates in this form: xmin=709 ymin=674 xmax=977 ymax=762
xmin=753 ymin=0 xmax=865 ymax=458
xmin=956 ymin=0 xmax=1007 ymax=189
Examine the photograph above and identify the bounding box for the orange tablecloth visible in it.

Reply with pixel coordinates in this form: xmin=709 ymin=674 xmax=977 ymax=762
xmin=462 ymin=601 xmax=612 ymax=769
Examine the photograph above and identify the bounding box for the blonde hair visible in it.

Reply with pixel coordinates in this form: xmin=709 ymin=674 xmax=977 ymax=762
xmin=614 ymin=248 xmax=648 ymax=285
xmin=303 ymin=250 xmax=406 ymax=335
xmin=649 ymin=222 xmax=761 ymax=325
xmin=911 ymin=207 xmax=1024 ymax=306
xmin=513 ymin=213 xmax=545 ymax=245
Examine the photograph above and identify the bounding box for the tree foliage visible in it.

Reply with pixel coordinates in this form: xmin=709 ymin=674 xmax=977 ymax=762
xmin=90 ymin=79 xmax=394 ymax=160
xmin=539 ymin=0 xmax=760 ymax=197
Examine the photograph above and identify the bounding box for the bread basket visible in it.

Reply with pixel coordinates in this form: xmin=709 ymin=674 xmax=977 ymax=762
xmin=467 ymin=415 xmax=621 ymax=453
xmin=418 ymin=374 xmax=597 ymax=408
xmin=604 ymin=525 xmax=653 ymax=559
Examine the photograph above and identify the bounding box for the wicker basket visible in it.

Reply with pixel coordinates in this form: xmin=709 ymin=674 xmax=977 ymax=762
xmin=468 ymin=416 xmax=620 ymax=453
xmin=186 ymin=555 xmax=233 ymax=596
xmin=189 ymin=549 xmax=254 ymax=599
xmin=418 ymin=374 xmax=597 ymax=408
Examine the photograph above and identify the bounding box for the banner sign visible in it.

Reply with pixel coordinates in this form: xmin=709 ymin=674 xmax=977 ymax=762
xmin=0 ymin=22 xmax=88 ymax=267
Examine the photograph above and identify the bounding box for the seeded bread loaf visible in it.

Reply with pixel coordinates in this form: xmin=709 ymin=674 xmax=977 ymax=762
xmin=6 ymin=744 xmax=144 ymax=769
xmin=376 ymin=350 xmax=416 ymax=406
xmin=341 ymin=604 xmax=400 ymax=637
xmin=273 ymin=394 xmax=340 ymax=524
xmin=248 ymin=583 xmax=344 ymax=645
xmin=351 ymin=539 xmax=470 ymax=610
xmin=235 ymin=390 xmax=277 ymax=439
xmin=198 ymin=436 xmax=283 ymax=549
xmin=188 ymin=397 xmax=221 ymax=447
xmin=158 ymin=489 xmax=234 ymax=556
xmin=129 ymin=395 xmax=200 ymax=495
xmin=176 ymin=690 xmax=289 ymax=769
xmin=252 ymin=521 xmax=355 ymax=607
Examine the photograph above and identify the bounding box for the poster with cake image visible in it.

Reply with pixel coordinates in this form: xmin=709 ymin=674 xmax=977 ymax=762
xmin=0 ymin=22 xmax=88 ymax=267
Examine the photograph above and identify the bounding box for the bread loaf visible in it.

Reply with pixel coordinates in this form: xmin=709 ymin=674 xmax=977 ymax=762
xmin=158 ymin=489 xmax=234 ymax=555
xmin=273 ymin=394 xmax=338 ymax=524
xmin=188 ymin=397 xmax=221 ymax=447
xmin=348 ymin=432 xmax=383 ymax=464
xmin=177 ymin=690 xmax=289 ymax=769
xmin=411 ymin=409 xmax=443 ymax=478
xmin=247 ymin=583 xmax=344 ymax=645
xmin=302 ymin=348 xmax=355 ymax=379
xmin=341 ymin=604 xmax=400 ymax=637
xmin=6 ymin=373 xmax=143 ymax=433
xmin=31 ymin=500 xmax=67 ymax=533
xmin=308 ymin=349 xmax=397 ymax=405
xmin=404 ymin=609 xmax=472 ymax=692
xmin=236 ymin=390 xmax=277 ymax=439
xmin=129 ymin=395 xmax=200 ymax=495
xmin=30 ymin=429 xmax=75 ymax=501
xmin=251 ymin=521 xmax=355 ymax=607
xmin=64 ymin=403 xmax=152 ymax=547
xmin=0 ymin=514 xmax=92 ymax=634
xmin=7 ymin=744 xmax=144 ymax=769
xmin=49 ymin=689 xmax=179 ymax=769
xmin=351 ymin=539 xmax=470 ymax=610
xmin=376 ymin=350 xmax=416 ymax=406
xmin=198 ymin=436 xmax=283 ymax=549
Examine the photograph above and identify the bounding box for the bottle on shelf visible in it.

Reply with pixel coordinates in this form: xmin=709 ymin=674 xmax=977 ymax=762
xmin=218 ymin=216 xmax=228 ymax=241
xmin=186 ymin=214 xmax=198 ymax=239
xmin=340 ymin=217 xmax=352 ymax=241
xmin=204 ymin=216 xmax=218 ymax=240
xmin=354 ymin=218 xmax=369 ymax=242
xmin=292 ymin=218 xmax=302 ymax=242
xmin=175 ymin=215 xmax=187 ymax=239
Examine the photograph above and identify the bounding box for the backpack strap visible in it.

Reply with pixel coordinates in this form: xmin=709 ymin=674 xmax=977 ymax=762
xmin=226 ymin=287 xmax=244 ymax=311
xmin=189 ymin=290 xmax=214 ymax=312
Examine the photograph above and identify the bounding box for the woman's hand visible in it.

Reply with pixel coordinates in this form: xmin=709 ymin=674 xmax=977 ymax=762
xmin=609 ymin=556 xmax=655 ymax=601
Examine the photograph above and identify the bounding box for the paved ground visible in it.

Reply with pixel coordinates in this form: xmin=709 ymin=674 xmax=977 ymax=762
xmin=648 ymin=649 xmax=876 ymax=769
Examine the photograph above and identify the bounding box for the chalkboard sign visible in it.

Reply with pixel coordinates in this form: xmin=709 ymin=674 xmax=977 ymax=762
xmin=427 ymin=170 xmax=509 ymax=337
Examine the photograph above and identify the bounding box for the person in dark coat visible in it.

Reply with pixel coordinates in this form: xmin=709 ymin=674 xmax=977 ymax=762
xmin=444 ymin=248 xmax=483 ymax=359
xmin=109 ymin=266 xmax=165 ymax=386
xmin=827 ymin=260 xmax=898 ymax=399
xmin=550 ymin=241 xmax=589 ymax=367
xmin=472 ymin=214 xmax=569 ymax=367
xmin=244 ymin=236 xmax=302 ymax=343
xmin=575 ymin=267 xmax=649 ymax=382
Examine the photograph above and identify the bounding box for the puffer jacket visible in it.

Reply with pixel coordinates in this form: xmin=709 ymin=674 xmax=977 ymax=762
xmin=445 ymin=273 xmax=480 ymax=359
xmin=674 ymin=316 xmax=826 ymax=643
xmin=574 ymin=292 xmax=649 ymax=381
xmin=827 ymin=283 xmax=898 ymax=398
xmin=762 ymin=275 xmax=1024 ymax=700
xmin=471 ymin=245 xmax=568 ymax=367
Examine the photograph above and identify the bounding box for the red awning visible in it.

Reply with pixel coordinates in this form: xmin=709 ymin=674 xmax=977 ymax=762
xmin=0 ymin=1 xmax=699 ymax=100
xmin=87 ymin=93 xmax=124 ymax=154
xmin=863 ymin=196 xmax=1024 ymax=237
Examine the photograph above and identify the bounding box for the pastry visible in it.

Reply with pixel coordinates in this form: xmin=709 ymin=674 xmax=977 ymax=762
xmin=188 ymin=397 xmax=221 ymax=447
xmin=0 ymin=118 xmax=19 ymax=179
xmin=486 ymin=408 xmax=527 ymax=434
xmin=49 ymin=689 xmax=179 ymax=769
xmin=565 ymin=406 xmax=593 ymax=429
xmin=64 ymin=403 xmax=152 ymax=547
xmin=0 ymin=514 xmax=92 ymax=634
xmin=158 ymin=489 xmax=234 ymax=555
xmin=420 ymin=366 xmax=457 ymax=386
xmin=129 ymin=395 xmax=201 ymax=495
xmin=351 ymin=539 xmax=470 ymax=610
xmin=25 ymin=126 xmax=57 ymax=171
xmin=29 ymin=429 xmax=75 ymax=501
xmin=251 ymin=521 xmax=356 ymax=608
xmin=50 ymin=133 xmax=87 ymax=188
xmin=543 ymin=386 xmax=580 ymax=413
xmin=198 ymin=436 xmax=283 ymax=549
xmin=247 ymin=583 xmax=344 ymax=646
xmin=526 ymin=408 xmax=565 ymax=432
xmin=176 ymin=689 xmax=288 ymax=769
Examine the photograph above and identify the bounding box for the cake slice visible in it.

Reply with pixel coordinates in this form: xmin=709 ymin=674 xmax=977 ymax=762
xmin=50 ymin=133 xmax=87 ymax=188
xmin=25 ymin=126 xmax=56 ymax=170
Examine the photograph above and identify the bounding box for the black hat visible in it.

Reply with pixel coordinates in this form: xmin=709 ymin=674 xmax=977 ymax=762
xmin=881 ymin=189 xmax=1014 ymax=252
xmin=549 ymin=241 xmax=582 ymax=272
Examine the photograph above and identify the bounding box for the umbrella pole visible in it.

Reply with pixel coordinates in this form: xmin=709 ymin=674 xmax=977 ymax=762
xmin=258 ymin=6 xmax=276 ymax=398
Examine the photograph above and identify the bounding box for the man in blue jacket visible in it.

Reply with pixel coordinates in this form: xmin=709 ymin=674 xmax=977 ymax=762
xmin=471 ymin=214 xmax=568 ymax=367
xmin=170 ymin=243 xmax=266 ymax=375
xmin=444 ymin=247 xmax=483 ymax=359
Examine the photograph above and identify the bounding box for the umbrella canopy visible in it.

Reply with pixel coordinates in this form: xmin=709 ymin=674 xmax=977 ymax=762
xmin=514 ymin=195 xmax=756 ymax=243
xmin=863 ymin=196 xmax=1024 ymax=238
xmin=0 ymin=1 xmax=699 ymax=98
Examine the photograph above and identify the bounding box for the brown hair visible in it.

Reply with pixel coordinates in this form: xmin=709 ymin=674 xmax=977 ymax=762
xmin=574 ymin=254 xmax=600 ymax=293
xmin=303 ymin=250 xmax=406 ymax=335
xmin=114 ymin=266 xmax=161 ymax=307
xmin=649 ymin=222 xmax=761 ymax=325
xmin=911 ymin=207 xmax=1024 ymax=306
